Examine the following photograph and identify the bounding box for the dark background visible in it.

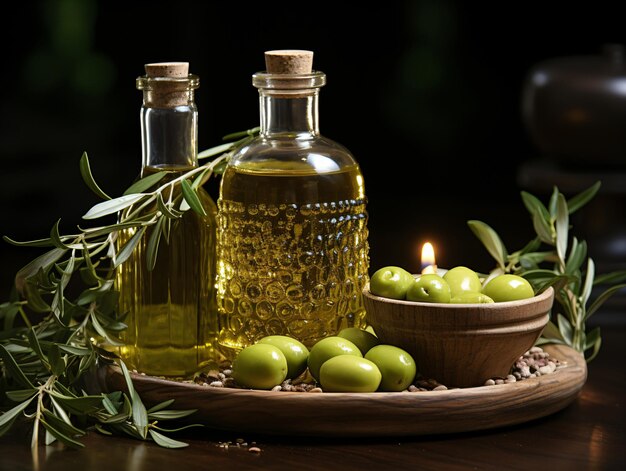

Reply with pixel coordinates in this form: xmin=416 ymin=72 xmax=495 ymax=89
xmin=1 ymin=0 xmax=625 ymax=302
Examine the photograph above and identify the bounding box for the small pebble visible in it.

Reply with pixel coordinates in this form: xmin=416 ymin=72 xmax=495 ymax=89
xmin=495 ymin=379 xmax=504 ymax=385
xmin=309 ymin=387 xmax=323 ymax=393
xmin=408 ymin=385 xmax=419 ymax=392
xmin=539 ymin=365 xmax=552 ymax=375
xmin=271 ymin=385 xmax=282 ymax=392
xmin=484 ymin=379 xmax=496 ymax=386
xmin=209 ymin=381 xmax=224 ymax=387
xmin=433 ymin=385 xmax=447 ymax=391
xmin=248 ymin=447 xmax=262 ymax=453
xmin=529 ymin=346 xmax=543 ymax=354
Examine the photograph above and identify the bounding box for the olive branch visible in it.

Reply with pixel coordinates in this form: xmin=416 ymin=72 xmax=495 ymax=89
xmin=468 ymin=182 xmax=626 ymax=361
xmin=0 ymin=127 xmax=258 ymax=448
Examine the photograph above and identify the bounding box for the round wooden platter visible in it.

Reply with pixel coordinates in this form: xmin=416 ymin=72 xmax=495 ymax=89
xmin=92 ymin=344 xmax=587 ymax=438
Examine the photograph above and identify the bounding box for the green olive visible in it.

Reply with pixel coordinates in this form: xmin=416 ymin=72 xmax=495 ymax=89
xmin=231 ymin=344 xmax=288 ymax=390
xmin=450 ymin=291 xmax=495 ymax=304
xmin=369 ymin=266 xmax=414 ymax=299
xmin=307 ymin=336 xmax=362 ymax=381
xmin=337 ymin=327 xmax=380 ymax=355
xmin=365 ymin=345 xmax=416 ymax=391
xmin=257 ymin=335 xmax=309 ymax=379
xmin=406 ymin=274 xmax=451 ymax=303
xmin=319 ymin=355 xmax=382 ymax=392
xmin=482 ymin=274 xmax=535 ymax=302
xmin=443 ymin=266 xmax=482 ymax=297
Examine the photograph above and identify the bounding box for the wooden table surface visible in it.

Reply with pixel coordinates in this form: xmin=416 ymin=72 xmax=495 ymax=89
xmin=1 ymin=327 xmax=625 ymax=471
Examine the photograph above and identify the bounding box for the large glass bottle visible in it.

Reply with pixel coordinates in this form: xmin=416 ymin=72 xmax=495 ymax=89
xmin=217 ymin=50 xmax=369 ymax=355
xmin=117 ymin=62 xmax=218 ymax=377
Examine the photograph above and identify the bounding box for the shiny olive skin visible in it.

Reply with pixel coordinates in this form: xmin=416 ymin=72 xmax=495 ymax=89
xmin=482 ymin=274 xmax=535 ymax=302
xmin=257 ymin=335 xmax=309 ymax=379
xmin=337 ymin=327 xmax=380 ymax=355
xmin=319 ymin=355 xmax=382 ymax=392
xmin=365 ymin=345 xmax=416 ymax=391
xmin=307 ymin=336 xmax=362 ymax=381
xmin=406 ymin=274 xmax=451 ymax=303
xmin=370 ymin=266 xmax=414 ymax=300
xmin=450 ymin=291 xmax=495 ymax=304
xmin=232 ymin=344 xmax=288 ymax=390
xmin=443 ymin=266 xmax=482 ymax=297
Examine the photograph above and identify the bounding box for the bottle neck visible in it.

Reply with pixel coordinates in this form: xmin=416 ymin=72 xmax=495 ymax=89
xmin=137 ymin=75 xmax=199 ymax=171
xmin=259 ymin=90 xmax=320 ymax=138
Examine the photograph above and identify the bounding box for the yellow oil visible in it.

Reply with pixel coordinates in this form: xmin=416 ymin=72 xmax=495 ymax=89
xmin=116 ymin=166 xmax=218 ymax=377
xmin=217 ymin=161 xmax=369 ymax=356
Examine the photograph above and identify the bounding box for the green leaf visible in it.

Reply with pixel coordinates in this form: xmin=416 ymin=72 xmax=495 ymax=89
xmin=0 ymin=396 xmax=36 ymax=435
xmin=147 ymin=399 xmax=175 ymax=414
xmin=555 ymin=193 xmax=569 ymax=264
xmin=197 ymin=142 xmax=235 ymax=159
xmin=0 ymin=344 xmax=35 ymax=389
xmin=581 ymin=258 xmax=595 ymax=306
xmin=568 ymin=181 xmax=601 ymax=215
xmin=146 ymin=217 xmax=164 ymax=272
xmin=584 ymin=327 xmax=602 ymax=362
xmin=94 ymin=424 xmax=113 ymax=436
xmin=532 ymin=211 xmax=554 ymax=244
xmin=565 ymin=238 xmax=587 ymax=275
xmin=557 ymin=313 xmax=574 ymax=346
xmin=114 ymin=226 xmax=146 ymax=268
xmin=2 ymin=236 xmax=56 ymax=248
xmin=467 ymin=220 xmax=507 ymax=270
xmin=221 ymin=126 xmax=260 ymax=141
xmin=120 ymin=361 xmax=148 ymax=439
xmin=594 ymin=270 xmax=626 ymax=286
xmin=83 ymin=193 xmax=146 ymax=220
xmin=148 ymin=429 xmax=189 ymax=449
xmin=80 ymin=152 xmax=111 ymax=200
xmin=40 ymin=418 xmax=85 ymax=449
xmin=27 ymin=327 xmax=50 ymax=371
xmin=151 ymin=423 xmax=204 ymax=433
xmin=521 ymin=191 xmax=552 ymax=223
xmin=157 ymin=192 xmax=183 ymax=219
xmin=4 ymin=389 xmax=37 ymax=402
xmin=49 ymin=392 xmax=104 ymax=416
xmin=15 ymin=248 xmax=66 ymax=294
xmin=58 ymin=345 xmax=91 ymax=356
xmin=24 ymin=280 xmax=51 ymax=314
xmin=123 ymin=172 xmax=168 ymax=196
xmin=586 ymin=283 xmax=626 ymax=320
xmin=42 ymin=409 xmax=85 ymax=438
xmin=48 ymin=344 xmax=66 ymax=376
xmin=90 ymin=313 xmax=124 ymax=346
xmin=147 ymin=409 xmax=197 ymax=420
xmin=518 ymin=237 xmax=541 ymax=255
xmin=541 ymin=320 xmax=564 ymax=341
xmin=49 ymin=219 xmax=71 ymax=250
xmin=180 ymin=180 xmax=207 ymax=216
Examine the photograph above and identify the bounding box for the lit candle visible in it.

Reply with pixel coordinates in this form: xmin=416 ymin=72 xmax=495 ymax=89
xmin=421 ymin=242 xmax=437 ymax=274
xmin=420 ymin=242 xmax=447 ymax=277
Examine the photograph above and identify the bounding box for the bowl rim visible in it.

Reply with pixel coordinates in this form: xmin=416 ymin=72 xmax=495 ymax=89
xmin=362 ymin=284 xmax=554 ymax=310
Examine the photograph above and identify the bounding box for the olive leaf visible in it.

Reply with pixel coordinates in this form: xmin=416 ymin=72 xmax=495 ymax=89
xmin=80 ymin=152 xmax=111 ymax=201
xmin=123 ymin=172 xmax=168 ymax=196
xmin=0 ymin=127 xmax=258 ymax=448
xmin=467 ymin=220 xmax=507 ymax=270
xmin=469 ymin=181 xmax=622 ymax=361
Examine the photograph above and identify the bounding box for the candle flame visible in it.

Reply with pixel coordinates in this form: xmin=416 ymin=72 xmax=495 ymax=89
xmin=421 ymin=242 xmax=437 ymax=274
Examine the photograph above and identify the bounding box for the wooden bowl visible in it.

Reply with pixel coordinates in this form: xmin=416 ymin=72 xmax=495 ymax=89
xmin=362 ymin=285 xmax=554 ymax=388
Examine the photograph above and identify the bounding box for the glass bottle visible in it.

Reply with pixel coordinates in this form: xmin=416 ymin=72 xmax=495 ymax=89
xmin=216 ymin=50 xmax=369 ymax=356
xmin=117 ymin=62 xmax=218 ymax=377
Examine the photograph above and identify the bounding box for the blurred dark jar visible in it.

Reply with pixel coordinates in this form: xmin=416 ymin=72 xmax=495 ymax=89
xmin=522 ymin=44 xmax=626 ymax=169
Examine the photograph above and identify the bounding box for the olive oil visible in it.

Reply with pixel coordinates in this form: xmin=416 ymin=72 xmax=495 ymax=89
xmin=116 ymin=62 xmax=218 ymax=377
xmin=217 ymin=162 xmax=369 ymax=353
xmin=216 ymin=50 xmax=370 ymax=356
xmin=117 ymin=168 xmax=217 ymax=377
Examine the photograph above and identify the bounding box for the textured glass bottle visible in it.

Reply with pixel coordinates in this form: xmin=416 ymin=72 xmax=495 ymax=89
xmin=117 ymin=63 xmax=218 ymax=377
xmin=217 ymin=51 xmax=369 ymax=355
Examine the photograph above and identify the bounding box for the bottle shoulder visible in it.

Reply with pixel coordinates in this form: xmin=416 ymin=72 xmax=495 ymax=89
xmin=229 ymin=135 xmax=359 ymax=174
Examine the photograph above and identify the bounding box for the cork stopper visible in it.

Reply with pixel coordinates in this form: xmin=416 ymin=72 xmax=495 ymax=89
xmin=265 ymin=50 xmax=313 ymax=74
xmin=138 ymin=62 xmax=197 ymax=108
xmin=145 ymin=62 xmax=189 ymax=78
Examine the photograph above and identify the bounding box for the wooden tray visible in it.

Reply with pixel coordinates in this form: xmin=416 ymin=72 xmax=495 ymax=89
xmin=92 ymin=344 xmax=586 ymax=437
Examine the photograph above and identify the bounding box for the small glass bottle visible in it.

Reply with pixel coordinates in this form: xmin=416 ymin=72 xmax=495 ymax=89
xmin=117 ymin=62 xmax=218 ymax=377
xmin=217 ymin=50 xmax=369 ymax=355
